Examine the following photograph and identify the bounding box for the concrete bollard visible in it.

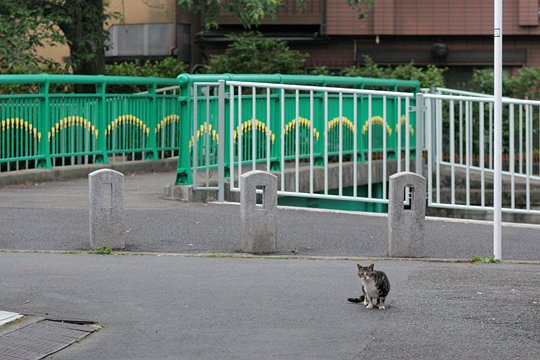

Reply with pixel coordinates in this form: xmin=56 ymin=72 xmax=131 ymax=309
xmin=388 ymin=172 xmax=426 ymax=257
xmin=240 ymin=170 xmax=278 ymax=254
xmin=89 ymin=169 xmax=125 ymax=249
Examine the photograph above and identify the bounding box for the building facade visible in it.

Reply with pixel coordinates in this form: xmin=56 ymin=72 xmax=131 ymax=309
xmin=39 ymin=0 xmax=540 ymax=86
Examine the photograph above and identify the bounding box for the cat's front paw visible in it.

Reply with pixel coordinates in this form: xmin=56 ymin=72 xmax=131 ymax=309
xmin=366 ymin=304 xmax=374 ymax=309
xmin=378 ymin=305 xmax=385 ymax=310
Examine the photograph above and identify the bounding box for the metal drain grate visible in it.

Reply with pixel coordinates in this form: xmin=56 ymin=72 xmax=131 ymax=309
xmin=0 ymin=320 xmax=97 ymax=360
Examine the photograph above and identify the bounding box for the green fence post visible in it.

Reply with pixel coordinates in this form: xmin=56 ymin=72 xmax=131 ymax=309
xmin=145 ymin=80 xmax=158 ymax=160
xmin=176 ymin=75 xmax=192 ymax=185
xmin=95 ymin=79 xmax=108 ymax=164
xmin=37 ymin=78 xmax=52 ymax=169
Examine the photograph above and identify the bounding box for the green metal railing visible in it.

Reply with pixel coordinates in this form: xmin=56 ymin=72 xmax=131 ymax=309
xmin=0 ymin=74 xmax=179 ymax=172
xmin=176 ymin=74 xmax=420 ymax=185
xmin=1 ymin=73 xmax=419 ymax=185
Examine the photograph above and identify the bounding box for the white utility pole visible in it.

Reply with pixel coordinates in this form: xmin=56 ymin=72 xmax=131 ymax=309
xmin=493 ymin=0 xmax=503 ymax=260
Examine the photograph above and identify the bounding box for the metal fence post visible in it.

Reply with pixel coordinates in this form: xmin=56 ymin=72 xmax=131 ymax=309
xmin=96 ymin=81 xmax=108 ymax=164
xmin=37 ymin=79 xmax=52 ymax=169
xmin=414 ymin=93 xmax=425 ymax=176
xmin=218 ymin=80 xmax=225 ymax=202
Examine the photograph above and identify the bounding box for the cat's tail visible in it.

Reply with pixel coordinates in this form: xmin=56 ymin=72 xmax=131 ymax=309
xmin=347 ymin=296 xmax=365 ymax=303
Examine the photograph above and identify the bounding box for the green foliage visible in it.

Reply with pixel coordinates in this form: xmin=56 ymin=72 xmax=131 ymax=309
xmin=104 ymin=58 xmax=188 ymax=93
xmin=105 ymin=58 xmax=188 ymax=78
xmin=177 ymin=0 xmax=286 ymax=29
xmin=207 ymin=33 xmax=307 ymax=74
xmin=472 ymin=67 xmax=540 ymax=99
xmin=343 ymin=56 xmax=447 ymax=88
xmin=345 ymin=0 xmax=375 ymax=20
xmin=89 ymin=247 xmax=113 ymax=255
xmin=0 ymin=0 xmax=65 ymax=72
xmin=472 ymin=255 xmax=500 ymax=264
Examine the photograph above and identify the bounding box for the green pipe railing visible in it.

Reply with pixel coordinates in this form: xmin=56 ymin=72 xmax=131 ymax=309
xmin=176 ymin=74 xmax=420 ymax=185
xmin=1 ymin=73 xmax=419 ymax=183
xmin=1 ymin=74 xmax=179 ymax=172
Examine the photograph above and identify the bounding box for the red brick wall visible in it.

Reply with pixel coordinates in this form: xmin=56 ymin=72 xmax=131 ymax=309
xmin=327 ymin=0 xmax=540 ymax=36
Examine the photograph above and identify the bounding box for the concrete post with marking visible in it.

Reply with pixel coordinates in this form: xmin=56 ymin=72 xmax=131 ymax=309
xmin=89 ymin=169 xmax=125 ymax=249
xmin=240 ymin=170 xmax=278 ymax=254
xmin=388 ymin=172 xmax=426 ymax=257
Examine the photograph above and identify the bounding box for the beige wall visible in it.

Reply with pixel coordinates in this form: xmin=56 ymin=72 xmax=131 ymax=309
xmin=109 ymin=0 xmax=176 ymax=25
xmin=38 ymin=0 xmax=176 ymax=67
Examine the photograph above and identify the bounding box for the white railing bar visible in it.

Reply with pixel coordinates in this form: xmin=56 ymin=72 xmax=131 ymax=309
xmin=251 ymin=86 xmax=256 ymax=171
xmin=439 ymin=161 xmax=540 ymax=181
xmin=426 ymin=98 xmax=433 ymax=205
xmin=309 ymin=90 xmax=314 ymax=195
xmin=480 ymin=102 xmax=485 ymax=207
xmin=465 ymin=100 xmax=471 ymax=206
xmin=405 ymin=97 xmax=411 ymax=172
xmin=280 ymin=88 xmax=285 ymax=192
xmin=519 ymin=105 xmax=523 ymax=174
xmin=324 ymin=91 xmax=329 ymax=196
xmin=266 ymin=88 xmax=271 ymax=172
xmin=526 ymin=106 xmax=532 ymax=210
xmin=225 ymin=81 xmax=415 ymax=98
xmin=205 ymin=85 xmax=211 ymax=188
xmin=368 ymin=94 xmax=373 ymax=200
xmin=382 ymin=95 xmax=387 ymax=200
xmin=509 ymin=104 xmax=515 ymax=210
xmin=425 ymin=92 xmax=540 ymax=106
xmin=295 ymin=89 xmax=300 ymax=193
xmin=229 ymin=84 xmax=235 ymax=190
xmin=430 ymin=87 xmax=493 ymax=98
xmin=397 ymin=98 xmax=402 ymax=173
xmin=436 ymin=98 xmax=442 ymax=204
xmin=489 ymin=102 xmax=493 ymax=169
xmin=353 ymin=93 xmax=358 ymax=198
xmin=428 ymin=202 xmax=540 ymax=215
xmin=450 ymin=99 xmax=456 ymax=205
xmin=338 ymin=92 xmax=343 ymax=196
xmin=238 ymin=85 xmax=243 ymax=190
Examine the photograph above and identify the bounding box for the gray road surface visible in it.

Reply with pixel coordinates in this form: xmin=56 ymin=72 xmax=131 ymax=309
xmin=0 ymin=253 xmax=538 ymax=360
xmin=0 ymin=170 xmax=539 ymax=261
xmin=0 ymin=169 xmax=539 ymax=359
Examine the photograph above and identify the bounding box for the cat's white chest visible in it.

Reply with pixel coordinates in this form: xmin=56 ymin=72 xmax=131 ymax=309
xmin=362 ymin=278 xmax=380 ymax=298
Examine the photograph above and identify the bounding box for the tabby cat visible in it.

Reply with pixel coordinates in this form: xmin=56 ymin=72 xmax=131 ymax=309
xmin=347 ymin=264 xmax=390 ymax=310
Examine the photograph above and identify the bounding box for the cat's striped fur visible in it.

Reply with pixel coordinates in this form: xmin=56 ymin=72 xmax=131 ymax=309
xmin=347 ymin=264 xmax=390 ymax=310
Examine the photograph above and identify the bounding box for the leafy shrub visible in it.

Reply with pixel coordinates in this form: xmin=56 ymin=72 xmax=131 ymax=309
xmin=206 ymin=32 xmax=307 ymax=74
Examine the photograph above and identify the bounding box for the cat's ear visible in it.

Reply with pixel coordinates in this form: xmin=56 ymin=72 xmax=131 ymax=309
xmin=357 ymin=264 xmax=362 ymax=270
xmin=368 ymin=264 xmax=374 ymax=270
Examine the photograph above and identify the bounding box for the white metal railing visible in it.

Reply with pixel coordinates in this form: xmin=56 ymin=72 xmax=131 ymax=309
xmin=188 ymin=80 xmax=539 ymax=216
xmin=422 ymin=92 xmax=540 ymax=214
xmin=225 ymin=81 xmax=419 ymax=205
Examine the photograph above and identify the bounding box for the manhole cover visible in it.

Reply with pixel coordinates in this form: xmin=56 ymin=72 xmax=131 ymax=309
xmin=0 ymin=319 xmax=98 ymax=360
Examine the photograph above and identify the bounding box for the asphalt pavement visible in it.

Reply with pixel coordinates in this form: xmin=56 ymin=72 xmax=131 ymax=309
xmin=0 ymin=166 xmax=539 ymax=359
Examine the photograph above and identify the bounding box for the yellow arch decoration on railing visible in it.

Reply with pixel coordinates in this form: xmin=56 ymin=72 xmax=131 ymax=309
xmin=328 ymin=116 xmax=355 ymax=134
xmin=156 ymin=114 xmax=180 ymax=133
xmin=106 ymin=115 xmax=150 ymax=137
xmin=233 ymin=119 xmax=276 ymax=144
xmin=189 ymin=121 xmax=219 ymax=149
xmin=2 ymin=118 xmax=42 ymax=141
xmin=395 ymin=115 xmax=415 ymax=136
xmin=283 ymin=117 xmax=320 ymax=140
xmin=48 ymin=116 xmax=98 ymax=140
xmin=361 ymin=116 xmax=392 ymax=136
